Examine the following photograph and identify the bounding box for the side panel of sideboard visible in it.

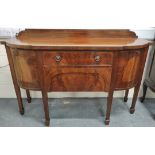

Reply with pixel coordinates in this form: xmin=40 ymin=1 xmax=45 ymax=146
xmin=114 ymin=50 xmax=141 ymax=90
xmin=10 ymin=49 xmax=41 ymax=90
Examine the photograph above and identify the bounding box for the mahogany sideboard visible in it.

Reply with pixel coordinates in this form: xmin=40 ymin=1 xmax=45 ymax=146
xmin=1 ymin=29 xmax=150 ymax=126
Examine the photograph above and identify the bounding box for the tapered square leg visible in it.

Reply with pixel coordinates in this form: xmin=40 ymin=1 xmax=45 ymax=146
xmin=140 ymin=82 xmax=147 ymax=103
xmin=14 ymin=87 xmax=24 ymax=115
xmin=124 ymin=89 xmax=129 ymax=102
xmin=130 ymin=85 xmax=140 ymax=114
xmin=105 ymin=91 xmax=114 ymax=125
xmin=41 ymin=91 xmax=50 ymax=126
xmin=5 ymin=46 xmax=24 ymax=115
xmin=26 ymin=89 xmax=32 ymax=103
xmin=13 ymin=85 xmax=24 ymax=115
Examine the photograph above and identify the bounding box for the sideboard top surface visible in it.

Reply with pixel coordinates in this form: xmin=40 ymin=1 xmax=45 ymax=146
xmin=3 ymin=29 xmax=150 ymax=50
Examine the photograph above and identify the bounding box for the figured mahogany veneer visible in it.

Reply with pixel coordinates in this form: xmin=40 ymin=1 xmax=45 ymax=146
xmin=43 ymin=52 xmax=113 ymax=66
xmin=2 ymin=29 xmax=150 ymax=126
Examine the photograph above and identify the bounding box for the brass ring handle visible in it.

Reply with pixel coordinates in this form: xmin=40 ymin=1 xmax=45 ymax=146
xmin=55 ymin=55 xmax=62 ymax=62
xmin=95 ymin=55 xmax=101 ymax=62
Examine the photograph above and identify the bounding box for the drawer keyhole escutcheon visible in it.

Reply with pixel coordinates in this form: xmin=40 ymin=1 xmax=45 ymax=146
xmin=95 ymin=55 xmax=101 ymax=62
xmin=55 ymin=55 xmax=62 ymax=63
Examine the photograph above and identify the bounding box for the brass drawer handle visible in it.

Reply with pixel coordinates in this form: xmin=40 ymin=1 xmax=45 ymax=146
xmin=55 ymin=55 xmax=62 ymax=63
xmin=95 ymin=55 xmax=101 ymax=62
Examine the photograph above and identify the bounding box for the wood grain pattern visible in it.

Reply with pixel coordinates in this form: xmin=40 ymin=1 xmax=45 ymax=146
xmin=11 ymin=49 xmax=40 ymax=90
xmin=3 ymin=29 xmax=150 ymax=126
xmin=114 ymin=50 xmax=141 ymax=90
xmin=43 ymin=51 xmax=113 ymax=66
xmin=44 ymin=66 xmax=112 ymax=92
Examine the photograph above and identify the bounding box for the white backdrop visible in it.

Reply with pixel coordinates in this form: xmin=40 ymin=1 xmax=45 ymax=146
xmin=0 ymin=0 xmax=155 ymax=28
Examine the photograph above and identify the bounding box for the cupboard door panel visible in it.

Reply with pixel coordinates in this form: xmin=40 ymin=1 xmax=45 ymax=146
xmin=43 ymin=66 xmax=112 ymax=92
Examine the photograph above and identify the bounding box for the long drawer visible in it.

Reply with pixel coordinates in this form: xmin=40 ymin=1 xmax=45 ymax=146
xmin=43 ymin=51 xmax=113 ymax=66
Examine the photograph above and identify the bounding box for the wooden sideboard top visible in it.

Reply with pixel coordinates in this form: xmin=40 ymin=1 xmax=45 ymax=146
xmin=3 ymin=29 xmax=150 ymax=50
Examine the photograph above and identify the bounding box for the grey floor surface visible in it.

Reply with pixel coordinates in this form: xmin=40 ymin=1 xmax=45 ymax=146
xmin=0 ymin=98 xmax=155 ymax=127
